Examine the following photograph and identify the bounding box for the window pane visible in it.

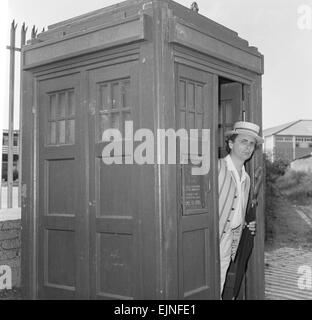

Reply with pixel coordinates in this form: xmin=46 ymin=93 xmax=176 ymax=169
xmin=121 ymin=80 xmax=130 ymax=108
xmin=179 ymin=81 xmax=186 ymax=109
xmin=188 ymin=112 xmax=195 ymax=129
xmin=97 ymin=79 xmax=132 ymax=141
xmin=111 ymin=83 xmax=119 ymax=109
xmin=100 ymin=84 xmax=110 ymax=111
xmin=58 ymin=92 xmax=66 ymax=118
xmin=111 ymin=113 xmax=120 ymax=129
xmin=49 ymin=94 xmax=57 ymax=120
xmin=58 ymin=120 xmax=66 ymax=144
xmin=99 ymin=113 xmax=110 ymax=141
xmin=68 ymin=91 xmax=75 ymax=117
xmin=47 ymin=89 xmax=76 ymax=146
xmin=196 ymin=85 xmax=203 ymax=112
xmin=187 ymin=83 xmax=195 ymax=110
xmin=49 ymin=122 xmax=56 ymax=145
xmin=68 ymin=120 xmax=75 ymax=144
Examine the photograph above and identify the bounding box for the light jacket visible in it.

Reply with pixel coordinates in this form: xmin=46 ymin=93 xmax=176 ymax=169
xmin=218 ymin=157 xmax=250 ymax=260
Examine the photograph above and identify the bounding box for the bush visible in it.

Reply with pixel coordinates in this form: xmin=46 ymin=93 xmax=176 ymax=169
xmin=264 ymin=157 xmax=286 ymax=242
xmin=264 ymin=157 xmax=288 ymax=202
xmin=264 ymin=157 xmax=312 ymax=244
xmin=276 ymin=169 xmax=312 ymax=202
xmin=265 ymin=157 xmax=289 ymax=181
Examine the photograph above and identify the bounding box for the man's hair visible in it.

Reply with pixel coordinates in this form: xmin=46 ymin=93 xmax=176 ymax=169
xmin=225 ymin=134 xmax=238 ymax=154
xmin=225 ymin=133 xmax=259 ymax=153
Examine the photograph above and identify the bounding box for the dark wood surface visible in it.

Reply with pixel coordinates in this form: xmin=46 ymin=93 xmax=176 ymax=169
xmin=21 ymin=0 xmax=264 ymax=300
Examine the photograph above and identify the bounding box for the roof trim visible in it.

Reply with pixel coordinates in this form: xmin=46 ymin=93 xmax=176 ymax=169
xmin=274 ymin=120 xmax=302 ymax=135
xmin=263 ymin=120 xmax=305 ymax=137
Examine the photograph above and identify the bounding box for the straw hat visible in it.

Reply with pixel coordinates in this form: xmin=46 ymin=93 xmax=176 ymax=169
xmin=225 ymin=121 xmax=264 ymax=144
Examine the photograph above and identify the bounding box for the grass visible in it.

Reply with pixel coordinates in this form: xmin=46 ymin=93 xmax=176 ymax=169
xmin=265 ymin=195 xmax=312 ymax=251
xmin=264 ymin=165 xmax=312 ymax=251
xmin=276 ymin=170 xmax=312 ymax=204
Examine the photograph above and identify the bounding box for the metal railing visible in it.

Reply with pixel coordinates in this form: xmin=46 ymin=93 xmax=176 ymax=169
xmin=0 ymin=21 xmax=37 ymax=209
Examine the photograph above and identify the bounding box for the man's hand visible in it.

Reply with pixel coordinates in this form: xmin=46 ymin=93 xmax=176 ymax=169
xmin=246 ymin=221 xmax=256 ymax=235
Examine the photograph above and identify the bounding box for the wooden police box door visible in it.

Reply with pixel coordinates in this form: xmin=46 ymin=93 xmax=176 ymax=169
xmin=176 ymin=65 xmax=218 ymax=299
xmin=88 ymin=62 xmax=140 ymax=299
xmin=38 ymin=73 xmax=87 ymax=299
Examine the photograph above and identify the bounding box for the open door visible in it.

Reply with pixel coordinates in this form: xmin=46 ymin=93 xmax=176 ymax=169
xmin=218 ymin=78 xmax=252 ymax=300
xmin=218 ymin=80 xmax=244 ymax=158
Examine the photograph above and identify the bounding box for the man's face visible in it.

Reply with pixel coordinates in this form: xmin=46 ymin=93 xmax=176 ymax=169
xmin=229 ymin=134 xmax=256 ymax=162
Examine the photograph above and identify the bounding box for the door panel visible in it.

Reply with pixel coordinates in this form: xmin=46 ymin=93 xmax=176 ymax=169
xmin=38 ymin=73 xmax=84 ymax=299
xmin=176 ymin=64 xmax=217 ymax=299
xmin=88 ymin=62 xmax=141 ymax=299
xmin=218 ymin=82 xmax=243 ymax=158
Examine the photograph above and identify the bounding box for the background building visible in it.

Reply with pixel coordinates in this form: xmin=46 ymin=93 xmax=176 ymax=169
xmin=263 ymin=120 xmax=312 ymax=162
xmin=2 ymin=129 xmax=20 ymax=184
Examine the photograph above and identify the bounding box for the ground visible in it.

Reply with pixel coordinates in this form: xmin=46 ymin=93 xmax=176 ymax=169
xmin=1 ymin=193 xmax=311 ymax=300
xmin=265 ymin=196 xmax=312 ymax=252
xmin=0 ymin=287 xmax=22 ymax=300
xmin=264 ymin=195 xmax=312 ymax=300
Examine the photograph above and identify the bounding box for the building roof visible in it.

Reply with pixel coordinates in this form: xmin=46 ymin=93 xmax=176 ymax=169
xmin=263 ymin=120 xmax=312 ymax=137
xmin=291 ymin=153 xmax=312 ymax=164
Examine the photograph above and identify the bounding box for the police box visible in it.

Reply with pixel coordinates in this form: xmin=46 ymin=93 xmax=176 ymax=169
xmin=21 ymin=0 xmax=264 ymax=299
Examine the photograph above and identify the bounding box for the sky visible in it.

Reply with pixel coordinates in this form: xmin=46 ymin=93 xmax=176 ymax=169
xmin=1 ymin=0 xmax=312 ymax=132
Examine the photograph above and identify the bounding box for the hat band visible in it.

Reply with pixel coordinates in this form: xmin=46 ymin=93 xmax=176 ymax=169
xmin=234 ymin=127 xmax=259 ymax=136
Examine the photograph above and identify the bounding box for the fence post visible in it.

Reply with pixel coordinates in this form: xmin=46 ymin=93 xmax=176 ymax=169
xmin=18 ymin=23 xmax=27 ymax=208
xmin=0 ymin=130 xmax=2 ymax=209
xmin=7 ymin=20 xmax=17 ymax=208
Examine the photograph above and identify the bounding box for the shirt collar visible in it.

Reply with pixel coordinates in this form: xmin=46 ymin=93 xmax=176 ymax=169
xmin=224 ymin=155 xmax=247 ymax=183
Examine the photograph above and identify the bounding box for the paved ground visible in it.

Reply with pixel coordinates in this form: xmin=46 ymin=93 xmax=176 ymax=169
xmin=0 ymin=189 xmax=21 ymax=300
xmin=265 ymin=204 xmax=312 ymax=300
xmin=1 ymin=188 xmax=311 ymax=300
xmin=265 ymin=247 xmax=312 ymax=300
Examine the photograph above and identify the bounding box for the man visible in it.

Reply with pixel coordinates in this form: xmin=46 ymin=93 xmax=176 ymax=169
xmin=218 ymin=121 xmax=264 ymax=297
